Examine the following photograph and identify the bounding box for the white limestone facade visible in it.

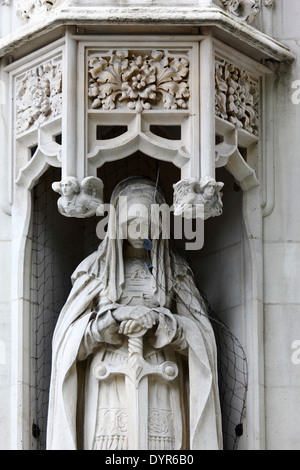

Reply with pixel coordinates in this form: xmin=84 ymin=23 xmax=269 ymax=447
xmin=0 ymin=0 xmax=299 ymax=450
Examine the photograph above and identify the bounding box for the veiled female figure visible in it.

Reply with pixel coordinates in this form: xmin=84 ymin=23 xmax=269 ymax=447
xmin=47 ymin=177 xmax=223 ymax=450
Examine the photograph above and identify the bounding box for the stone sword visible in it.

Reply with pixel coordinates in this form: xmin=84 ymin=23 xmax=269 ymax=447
xmin=93 ymin=329 xmax=179 ymax=450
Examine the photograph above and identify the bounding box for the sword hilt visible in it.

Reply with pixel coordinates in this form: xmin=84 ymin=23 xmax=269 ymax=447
xmin=93 ymin=328 xmax=178 ymax=387
xmin=127 ymin=328 xmax=147 ymax=357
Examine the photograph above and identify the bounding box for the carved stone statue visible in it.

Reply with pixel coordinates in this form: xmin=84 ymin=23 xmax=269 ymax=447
xmin=173 ymin=176 xmax=224 ymax=220
xmin=47 ymin=176 xmax=223 ymax=450
xmin=52 ymin=176 xmax=104 ymax=218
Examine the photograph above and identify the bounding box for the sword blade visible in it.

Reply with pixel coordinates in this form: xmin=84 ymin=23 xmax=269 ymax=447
xmin=126 ymin=374 xmax=148 ymax=450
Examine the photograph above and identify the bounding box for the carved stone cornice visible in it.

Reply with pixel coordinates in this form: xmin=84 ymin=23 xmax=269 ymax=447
xmin=0 ymin=6 xmax=294 ymax=63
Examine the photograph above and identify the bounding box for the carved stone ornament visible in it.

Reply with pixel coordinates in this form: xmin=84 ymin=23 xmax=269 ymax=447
xmin=220 ymin=0 xmax=261 ymax=24
xmin=52 ymin=176 xmax=104 ymax=218
xmin=215 ymin=59 xmax=259 ymax=136
xmin=173 ymin=176 xmax=224 ymax=220
xmin=88 ymin=50 xmax=190 ymax=113
xmin=263 ymin=0 xmax=275 ymax=6
xmin=15 ymin=59 xmax=62 ymax=135
xmin=16 ymin=0 xmax=58 ymax=20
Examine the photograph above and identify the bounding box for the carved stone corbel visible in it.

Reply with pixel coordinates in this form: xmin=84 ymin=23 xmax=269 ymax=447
xmin=173 ymin=177 xmax=224 ymax=220
xmin=52 ymin=176 xmax=104 ymax=218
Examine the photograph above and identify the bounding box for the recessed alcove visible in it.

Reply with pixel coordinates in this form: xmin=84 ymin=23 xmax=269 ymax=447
xmin=97 ymin=151 xmax=181 ymax=206
xmin=30 ymin=155 xmax=182 ymax=449
xmin=187 ymin=166 xmax=247 ymax=451
xmin=30 ymin=158 xmax=247 ymax=450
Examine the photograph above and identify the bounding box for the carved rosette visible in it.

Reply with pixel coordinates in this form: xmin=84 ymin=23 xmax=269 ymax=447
xmin=16 ymin=0 xmax=58 ymax=20
xmin=15 ymin=58 xmax=62 ymax=135
xmin=88 ymin=50 xmax=190 ymax=113
xmin=215 ymin=59 xmax=259 ymax=136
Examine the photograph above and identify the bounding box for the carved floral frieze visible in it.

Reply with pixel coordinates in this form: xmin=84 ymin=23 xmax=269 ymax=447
xmin=215 ymin=59 xmax=259 ymax=136
xmin=88 ymin=50 xmax=190 ymax=113
xmin=16 ymin=0 xmax=58 ymax=20
xmin=15 ymin=58 xmax=62 ymax=135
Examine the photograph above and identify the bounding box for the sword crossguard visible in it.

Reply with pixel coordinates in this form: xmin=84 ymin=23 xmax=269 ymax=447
xmin=93 ymin=332 xmax=178 ymax=388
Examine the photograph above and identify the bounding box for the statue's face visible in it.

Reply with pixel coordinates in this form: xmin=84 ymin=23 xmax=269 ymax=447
xmin=127 ymin=217 xmax=150 ymax=249
xmin=61 ymin=181 xmax=74 ymax=196
xmin=203 ymin=182 xmax=215 ymax=199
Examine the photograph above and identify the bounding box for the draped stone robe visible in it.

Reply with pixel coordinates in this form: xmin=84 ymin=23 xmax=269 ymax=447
xmin=46 ymin=243 xmax=223 ymax=450
xmin=83 ymin=250 xmax=185 ymax=450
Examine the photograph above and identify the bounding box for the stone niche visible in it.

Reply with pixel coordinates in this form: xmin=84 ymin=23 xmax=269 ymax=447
xmin=0 ymin=0 xmax=294 ymax=451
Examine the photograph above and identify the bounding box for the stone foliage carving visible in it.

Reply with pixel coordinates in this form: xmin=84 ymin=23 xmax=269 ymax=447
xmin=52 ymin=176 xmax=104 ymax=218
xmin=215 ymin=59 xmax=259 ymax=136
xmin=15 ymin=59 xmax=62 ymax=135
xmin=16 ymin=0 xmax=58 ymax=20
xmin=173 ymin=176 xmax=224 ymax=220
xmin=88 ymin=50 xmax=190 ymax=113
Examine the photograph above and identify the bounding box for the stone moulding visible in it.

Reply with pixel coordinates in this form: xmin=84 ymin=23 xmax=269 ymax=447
xmin=88 ymin=50 xmax=190 ymax=113
xmin=0 ymin=7 xmax=294 ymax=62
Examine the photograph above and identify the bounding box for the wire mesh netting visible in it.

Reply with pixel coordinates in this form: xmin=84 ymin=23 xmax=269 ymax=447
xmin=31 ymin=166 xmax=99 ymax=449
xmin=147 ymin=240 xmax=248 ymax=451
xmin=201 ymin=291 xmax=248 ymax=450
xmin=31 ymin=156 xmax=248 ymax=451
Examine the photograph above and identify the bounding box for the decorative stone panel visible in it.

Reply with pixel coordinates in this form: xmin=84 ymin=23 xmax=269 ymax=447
xmin=88 ymin=49 xmax=190 ymax=114
xmin=215 ymin=58 xmax=259 ymax=137
xmin=15 ymin=56 xmax=62 ymax=135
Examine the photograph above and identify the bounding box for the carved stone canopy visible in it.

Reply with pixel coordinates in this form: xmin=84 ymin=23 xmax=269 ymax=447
xmin=0 ymin=0 xmax=291 ymax=63
xmin=2 ymin=0 xmax=293 ymax=227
